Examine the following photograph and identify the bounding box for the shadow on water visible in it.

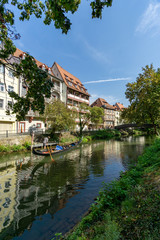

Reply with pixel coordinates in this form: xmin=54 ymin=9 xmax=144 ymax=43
xmin=0 ymin=136 xmax=154 ymax=240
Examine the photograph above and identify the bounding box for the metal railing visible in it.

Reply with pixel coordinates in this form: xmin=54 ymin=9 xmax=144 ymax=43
xmin=0 ymin=128 xmax=48 ymax=138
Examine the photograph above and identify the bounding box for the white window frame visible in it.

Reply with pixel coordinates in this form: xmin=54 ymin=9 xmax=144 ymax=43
xmin=8 ymin=85 xmax=14 ymax=92
xmin=8 ymin=69 xmax=14 ymax=78
xmin=7 ymin=100 xmax=13 ymax=108
xmin=0 ymin=99 xmax=4 ymax=108
xmin=0 ymin=82 xmax=4 ymax=92
xmin=0 ymin=64 xmax=4 ymax=74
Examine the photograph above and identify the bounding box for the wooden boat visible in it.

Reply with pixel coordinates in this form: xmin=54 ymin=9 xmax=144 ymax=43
xmin=32 ymin=140 xmax=81 ymax=156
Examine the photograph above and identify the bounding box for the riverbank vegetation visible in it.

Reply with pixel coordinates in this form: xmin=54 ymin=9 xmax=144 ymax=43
xmin=0 ymin=141 xmax=31 ymax=153
xmin=81 ymin=129 xmax=121 ymax=143
xmin=64 ymin=137 xmax=160 ymax=240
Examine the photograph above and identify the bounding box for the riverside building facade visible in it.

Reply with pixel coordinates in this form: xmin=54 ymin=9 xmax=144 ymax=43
xmin=0 ymin=48 xmax=66 ymax=134
xmin=52 ymin=62 xmax=90 ymax=130
xmin=113 ymin=102 xmax=126 ymax=126
xmin=0 ymin=48 xmax=91 ymax=134
xmin=90 ymin=98 xmax=116 ymax=128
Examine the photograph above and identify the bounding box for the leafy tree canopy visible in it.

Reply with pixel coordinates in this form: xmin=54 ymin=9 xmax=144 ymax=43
xmin=6 ymin=54 xmax=53 ymax=120
xmin=121 ymin=64 xmax=160 ymax=134
xmin=90 ymin=106 xmax=104 ymax=128
xmin=78 ymin=103 xmax=104 ymax=136
xmin=42 ymin=99 xmax=76 ymax=133
xmin=1 ymin=0 xmax=113 ymax=58
xmin=0 ymin=0 xmax=112 ymax=120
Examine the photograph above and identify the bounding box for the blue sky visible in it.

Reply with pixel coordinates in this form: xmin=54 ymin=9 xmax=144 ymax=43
xmin=12 ymin=0 xmax=160 ymax=106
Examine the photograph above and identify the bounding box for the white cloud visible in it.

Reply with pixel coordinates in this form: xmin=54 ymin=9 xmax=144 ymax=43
xmin=84 ymin=77 xmax=131 ymax=84
xmin=17 ymin=40 xmax=24 ymax=48
xmin=63 ymin=53 xmax=79 ymax=60
xmin=78 ymin=35 xmax=109 ymax=64
xmin=136 ymin=1 xmax=160 ymax=35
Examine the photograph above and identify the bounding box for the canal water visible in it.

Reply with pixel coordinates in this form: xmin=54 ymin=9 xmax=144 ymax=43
xmin=0 ymin=136 xmax=154 ymax=240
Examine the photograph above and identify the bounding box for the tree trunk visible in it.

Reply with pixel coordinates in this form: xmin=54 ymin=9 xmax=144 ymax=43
xmin=79 ymin=117 xmax=83 ymax=137
xmin=153 ymin=124 xmax=158 ymax=135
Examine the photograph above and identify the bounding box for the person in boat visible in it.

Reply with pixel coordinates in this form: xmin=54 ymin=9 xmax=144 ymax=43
xmin=43 ymin=136 xmax=50 ymax=149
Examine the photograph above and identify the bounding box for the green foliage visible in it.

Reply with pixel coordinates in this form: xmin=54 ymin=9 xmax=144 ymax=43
xmin=11 ymin=144 xmax=24 ymax=152
xmin=65 ymin=138 xmax=160 ymax=240
xmin=122 ymin=65 xmax=160 ymax=134
xmin=90 ymin=106 xmax=104 ymax=128
xmin=6 ymin=54 xmax=53 ymax=120
xmin=82 ymin=136 xmax=92 ymax=143
xmin=82 ymin=130 xmax=121 ymax=143
xmin=132 ymin=129 xmax=144 ymax=136
xmin=52 ymin=232 xmax=63 ymax=240
xmin=1 ymin=0 xmax=113 ymax=120
xmin=78 ymin=103 xmax=92 ymax=137
xmin=1 ymin=0 xmax=112 ymax=43
xmin=0 ymin=145 xmax=11 ymax=153
xmin=60 ymin=136 xmax=78 ymax=144
xmin=91 ymin=0 xmax=113 ymax=19
xmin=91 ymin=212 xmax=120 ymax=240
xmin=22 ymin=141 xmax=31 ymax=149
xmin=0 ymin=141 xmax=31 ymax=153
xmin=92 ymin=129 xmax=120 ymax=140
xmin=43 ymin=99 xmax=76 ymax=133
xmin=119 ymin=184 xmax=160 ymax=240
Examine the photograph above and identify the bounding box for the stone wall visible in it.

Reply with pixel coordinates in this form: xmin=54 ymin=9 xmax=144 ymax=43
xmin=0 ymin=135 xmax=31 ymax=146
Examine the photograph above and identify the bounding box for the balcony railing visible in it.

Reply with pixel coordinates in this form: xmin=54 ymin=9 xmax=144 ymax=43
xmin=26 ymin=110 xmax=40 ymax=117
xmin=68 ymin=93 xmax=89 ymax=104
xmin=53 ymin=85 xmax=60 ymax=92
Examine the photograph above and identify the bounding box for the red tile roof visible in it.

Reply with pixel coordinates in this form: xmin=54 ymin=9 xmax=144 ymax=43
xmin=13 ymin=48 xmax=55 ymax=76
xmin=54 ymin=62 xmax=90 ymax=96
xmin=91 ymin=98 xmax=115 ymax=110
xmin=114 ymin=102 xmax=126 ymax=110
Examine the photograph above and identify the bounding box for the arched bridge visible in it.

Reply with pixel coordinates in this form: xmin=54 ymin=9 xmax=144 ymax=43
xmin=115 ymin=123 xmax=154 ymax=130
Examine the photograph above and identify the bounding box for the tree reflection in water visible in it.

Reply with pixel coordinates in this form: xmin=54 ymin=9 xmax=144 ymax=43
xmin=0 ymin=136 xmax=153 ymax=240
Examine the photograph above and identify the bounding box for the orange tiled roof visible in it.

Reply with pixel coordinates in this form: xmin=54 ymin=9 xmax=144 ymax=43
xmin=91 ymin=98 xmax=115 ymax=110
xmin=13 ymin=48 xmax=55 ymax=76
xmin=54 ymin=62 xmax=90 ymax=96
xmin=115 ymin=102 xmax=126 ymax=110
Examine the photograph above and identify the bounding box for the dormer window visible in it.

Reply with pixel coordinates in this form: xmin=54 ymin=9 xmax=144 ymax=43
xmin=48 ymin=68 xmax=52 ymax=74
xmin=68 ymin=81 xmax=72 ymax=86
xmin=65 ymin=74 xmax=69 ymax=80
xmin=42 ymin=64 xmax=45 ymax=70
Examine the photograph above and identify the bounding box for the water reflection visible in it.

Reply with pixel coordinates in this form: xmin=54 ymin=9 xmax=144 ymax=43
xmin=0 ymin=137 xmax=153 ymax=240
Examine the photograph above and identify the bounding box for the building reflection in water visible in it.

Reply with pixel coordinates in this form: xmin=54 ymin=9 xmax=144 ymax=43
xmin=0 ymin=137 xmax=151 ymax=240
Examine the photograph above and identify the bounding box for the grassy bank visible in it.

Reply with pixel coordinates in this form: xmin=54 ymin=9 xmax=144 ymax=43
xmin=64 ymin=137 xmax=160 ymax=240
xmin=82 ymin=129 xmax=121 ymax=143
xmin=0 ymin=141 xmax=31 ymax=153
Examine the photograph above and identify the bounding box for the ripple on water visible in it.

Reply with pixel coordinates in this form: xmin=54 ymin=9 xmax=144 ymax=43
xmin=0 ymin=137 xmax=153 ymax=240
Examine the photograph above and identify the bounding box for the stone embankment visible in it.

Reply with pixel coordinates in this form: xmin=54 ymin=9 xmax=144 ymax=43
xmin=0 ymin=135 xmax=31 ymax=146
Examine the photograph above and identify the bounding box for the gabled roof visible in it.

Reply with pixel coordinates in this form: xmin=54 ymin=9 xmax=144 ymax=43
xmin=115 ymin=102 xmax=126 ymax=110
xmin=91 ymin=98 xmax=115 ymax=110
xmin=54 ymin=62 xmax=90 ymax=96
xmin=13 ymin=48 xmax=55 ymax=76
